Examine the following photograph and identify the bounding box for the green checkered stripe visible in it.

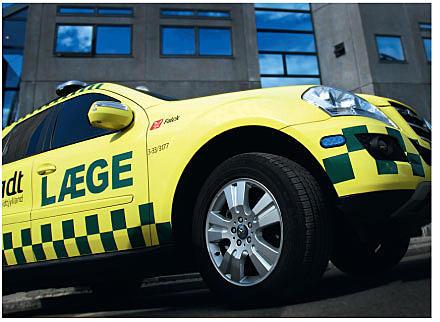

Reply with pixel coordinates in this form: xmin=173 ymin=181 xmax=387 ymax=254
xmin=2 ymin=202 xmax=173 ymax=266
xmin=322 ymin=125 xmax=425 ymax=184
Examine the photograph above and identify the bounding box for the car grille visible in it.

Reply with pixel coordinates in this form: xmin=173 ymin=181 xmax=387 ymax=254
xmin=410 ymin=138 xmax=431 ymax=165
xmin=389 ymin=101 xmax=431 ymax=142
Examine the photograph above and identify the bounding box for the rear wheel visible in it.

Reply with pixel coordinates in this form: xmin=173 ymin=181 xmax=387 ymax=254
xmin=192 ymin=153 xmax=332 ymax=303
xmin=331 ymin=224 xmax=410 ymax=277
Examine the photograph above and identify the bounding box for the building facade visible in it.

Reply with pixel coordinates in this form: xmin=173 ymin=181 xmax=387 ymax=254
xmin=2 ymin=3 xmax=431 ymax=127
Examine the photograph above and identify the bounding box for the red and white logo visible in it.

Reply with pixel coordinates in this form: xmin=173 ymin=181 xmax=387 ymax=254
xmin=150 ymin=119 xmax=164 ymax=130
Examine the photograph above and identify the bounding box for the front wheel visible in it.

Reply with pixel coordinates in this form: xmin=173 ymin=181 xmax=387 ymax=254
xmin=192 ymin=153 xmax=332 ymax=303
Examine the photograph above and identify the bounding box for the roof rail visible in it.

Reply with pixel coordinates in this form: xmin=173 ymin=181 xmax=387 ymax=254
xmin=56 ymin=80 xmax=88 ymax=97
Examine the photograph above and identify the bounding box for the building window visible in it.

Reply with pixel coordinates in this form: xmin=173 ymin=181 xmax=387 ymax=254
xmin=55 ymin=25 xmax=93 ymax=54
xmin=254 ymin=3 xmax=310 ymax=11
xmin=97 ymin=8 xmax=133 ymax=16
xmin=161 ymin=9 xmax=230 ymax=19
xmin=419 ymin=22 xmax=431 ymax=63
xmin=255 ymin=11 xmax=313 ymax=31
xmin=419 ymin=23 xmax=431 ymax=32
xmin=162 ymin=27 xmax=195 ymax=55
xmin=255 ymin=4 xmax=320 ymax=87
xmin=375 ymin=35 xmax=405 ymax=62
xmin=161 ymin=26 xmax=232 ymax=57
xmin=55 ymin=25 xmax=132 ymax=56
xmin=257 ymin=32 xmax=315 ymax=52
xmin=96 ymin=26 xmax=131 ymax=55
xmin=199 ymin=28 xmax=232 ymax=55
xmin=3 ymin=6 xmax=28 ymax=128
xmin=423 ymin=38 xmax=431 ymax=62
xmin=58 ymin=6 xmax=133 ymax=16
xmin=58 ymin=7 xmax=95 ymax=15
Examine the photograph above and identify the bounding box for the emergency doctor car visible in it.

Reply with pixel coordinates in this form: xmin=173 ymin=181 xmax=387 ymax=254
xmin=2 ymin=81 xmax=431 ymax=302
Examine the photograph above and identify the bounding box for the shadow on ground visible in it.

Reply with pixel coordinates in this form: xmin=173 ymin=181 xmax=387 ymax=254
xmin=5 ymin=253 xmax=431 ymax=317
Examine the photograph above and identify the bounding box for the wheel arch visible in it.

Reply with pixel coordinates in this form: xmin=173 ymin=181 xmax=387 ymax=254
xmin=171 ymin=125 xmax=337 ymax=247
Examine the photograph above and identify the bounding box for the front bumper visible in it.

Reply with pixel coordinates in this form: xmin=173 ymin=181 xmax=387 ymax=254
xmin=338 ymin=182 xmax=431 ymax=233
xmin=282 ymin=116 xmax=431 ymax=239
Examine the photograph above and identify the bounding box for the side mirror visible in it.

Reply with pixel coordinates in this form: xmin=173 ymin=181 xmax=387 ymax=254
xmin=88 ymin=101 xmax=133 ymax=131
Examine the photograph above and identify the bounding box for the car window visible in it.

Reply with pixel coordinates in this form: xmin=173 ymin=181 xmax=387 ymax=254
xmin=2 ymin=108 xmax=53 ymax=164
xmin=51 ymin=93 xmax=119 ymax=149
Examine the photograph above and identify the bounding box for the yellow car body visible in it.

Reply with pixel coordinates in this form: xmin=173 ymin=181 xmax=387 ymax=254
xmin=2 ymin=83 xmax=431 ymax=277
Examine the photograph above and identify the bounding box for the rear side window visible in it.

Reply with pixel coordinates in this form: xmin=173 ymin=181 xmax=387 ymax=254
xmin=51 ymin=93 xmax=119 ymax=149
xmin=2 ymin=108 xmax=53 ymax=164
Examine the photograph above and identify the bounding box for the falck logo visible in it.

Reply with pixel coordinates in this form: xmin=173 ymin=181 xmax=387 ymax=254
xmin=150 ymin=119 xmax=164 ymax=130
xmin=150 ymin=115 xmax=180 ymax=130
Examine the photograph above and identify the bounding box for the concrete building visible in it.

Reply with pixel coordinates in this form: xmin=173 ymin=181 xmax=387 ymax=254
xmin=312 ymin=3 xmax=431 ymax=120
xmin=2 ymin=3 xmax=431 ymax=127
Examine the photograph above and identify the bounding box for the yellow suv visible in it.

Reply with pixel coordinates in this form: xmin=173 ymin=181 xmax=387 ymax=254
xmin=2 ymin=81 xmax=431 ymax=300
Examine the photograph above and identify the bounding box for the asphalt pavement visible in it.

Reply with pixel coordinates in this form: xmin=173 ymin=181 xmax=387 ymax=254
xmin=2 ymin=236 xmax=431 ymax=317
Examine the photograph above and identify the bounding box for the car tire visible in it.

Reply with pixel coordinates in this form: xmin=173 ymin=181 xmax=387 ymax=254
xmin=330 ymin=225 xmax=410 ymax=277
xmin=192 ymin=153 xmax=332 ymax=303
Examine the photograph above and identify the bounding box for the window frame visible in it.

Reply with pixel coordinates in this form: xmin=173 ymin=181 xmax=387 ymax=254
xmin=57 ymin=6 xmax=134 ymax=17
xmin=160 ymin=9 xmax=231 ymax=20
xmin=419 ymin=22 xmax=431 ymax=32
xmin=2 ymin=106 xmax=58 ymax=164
xmin=49 ymin=93 xmax=121 ymax=151
xmin=255 ymin=10 xmax=313 ymax=32
xmin=259 ymin=53 xmax=320 ymax=77
xmin=160 ymin=25 xmax=233 ymax=58
xmin=422 ymin=37 xmax=431 ymax=63
xmin=375 ymin=34 xmax=407 ymax=64
xmin=2 ymin=7 xmax=28 ymax=128
xmin=255 ymin=5 xmax=321 ymax=85
xmin=254 ymin=4 xmax=311 ymax=12
xmin=53 ymin=23 xmax=133 ymax=57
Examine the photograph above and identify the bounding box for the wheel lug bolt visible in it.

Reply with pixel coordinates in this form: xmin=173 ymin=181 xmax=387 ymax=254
xmin=238 ymin=217 xmax=243 ymax=223
xmin=247 ymin=237 xmax=251 ymax=243
xmin=231 ymin=227 xmax=236 ymax=233
xmin=237 ymin=240 xmax=242 ymax=246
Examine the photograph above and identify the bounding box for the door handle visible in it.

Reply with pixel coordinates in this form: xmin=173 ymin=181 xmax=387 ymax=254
xmin=37 ymin=164 xmax=57 ymax=175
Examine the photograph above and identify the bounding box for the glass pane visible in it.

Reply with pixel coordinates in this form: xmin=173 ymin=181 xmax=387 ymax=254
xmin=261 ymin=77 xmax=320 ymax=88
xmin=419 ymin=23 xmax=431 ymax=31
xmin=161 ymin=10 xmax=195 ymax=16
xmin=256 ymin=11 xmax=312 ymax=31
xmin=52 ymin=94 xmax=117 ymax=149
xmin=162 ymin=27 xmax=195 ymax=55
xmin=197 ymin=11 xmax=230 ymax=18
xmin=96 ymin=26 xmax=131 ymax=55
xmin=98 ymin=8 xmax=133 ymax=16
xmin=286 ymin=55 xmax=319 ymax=75
xmin=257 ymin=32 xmax=316 ymax=52
xmin=259 ymin=54 xmax=284 ymax=74
xmin=58 ymin=7 xmax=95 ymax=14
xmin=2 ymin=90 xmax=17 ymax=128
xmin=254 ymin=3 xmax=310 ymax=11
xmin=375 ymin=36 xmax=405 ymax=62
xmin=3 ymin=20 xmax=26 ymax=47
xmin=3 ymin=53 xmax=23 ymax=87
xmin=423 ymin=38 xmax=431 ymax=62
xmin=55 ymin=25 xmax=93 ymax=54
xmin=2 ymin=108 xmax=52 ymax=162
xmin=7 ymin=7 xmax=28 ymax=19
xmin=199 ymin=28 xmax=232 ymax=56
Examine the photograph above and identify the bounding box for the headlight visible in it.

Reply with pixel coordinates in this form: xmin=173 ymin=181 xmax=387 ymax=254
xmin=302 ymin=86 xmax=396 ymax=127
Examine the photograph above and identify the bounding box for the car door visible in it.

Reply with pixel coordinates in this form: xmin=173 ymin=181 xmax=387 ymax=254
xmin=30 ymin=91 xmax=152 ymax=263
xmin=2 ymin=107 xmax=56 ymax=266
